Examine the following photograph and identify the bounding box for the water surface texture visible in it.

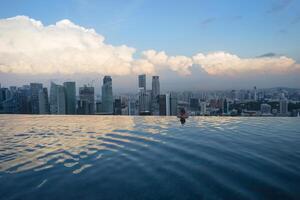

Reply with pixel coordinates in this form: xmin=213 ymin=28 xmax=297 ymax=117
xmin=0 ymin=115 xmax=300 ymax=200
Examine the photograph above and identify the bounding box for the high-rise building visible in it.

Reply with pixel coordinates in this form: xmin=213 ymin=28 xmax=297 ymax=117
xmin=170 ymin=93 xmax=178 ymax=116
xmin=190 ymin=98 xmax=199 ymax=111
xmin=30 ymin=83 xmax=43 ymax=114
xmin=79 ymin=85 xmax=95 ymax=114
xmin=260 ymin=103 xmax=271 ymax=116
xmin=50 ymin=82 xmax=66 ymax=114
xmin=38 ymin=88 xmax=50 ymax=114
xmin=128 ymin=100 xmax=136 ymax=115
xmin=280 ymin=99 xmax=288 ymax=116
xmin=63 ymin=82 xmax=76 ymax=114
xmin=200 ymin=102 xmax=207 ymax=115
xmin=138 ymin=88 xmax=151 ymax=114
xmin=138 ymin=74 xmax=146 ymax=90
xmin=158 ymin=93 xmax=177 ymax=116
xmin=159 ymin=94 xmax=167 ymax=116
xmin=101 ymin=76 xmax=113 ymax=114
xmin=151 ymin=76 xmax=160 ymax=98
xmin=222 ymin=98 xmax=229 ymax=114
xmin=114 ymin=99 xmax=122 ymax=115
xmin=151 ymin=76 xmax=160 ymax=115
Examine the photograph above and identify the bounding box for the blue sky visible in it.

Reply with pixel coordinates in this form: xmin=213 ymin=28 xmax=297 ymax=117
xmin=1 ymin=0 xmax=299 ymax=61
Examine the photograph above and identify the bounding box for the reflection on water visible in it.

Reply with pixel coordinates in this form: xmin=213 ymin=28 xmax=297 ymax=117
xmin=0 ymin=115 xmax=300 ymax=200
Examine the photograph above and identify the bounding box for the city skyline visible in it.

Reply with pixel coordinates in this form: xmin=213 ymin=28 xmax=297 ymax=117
xmin=0 ymin=0 xmax=300 ymax=90
xmin=1 ymin=74 xmax=299 ymax=116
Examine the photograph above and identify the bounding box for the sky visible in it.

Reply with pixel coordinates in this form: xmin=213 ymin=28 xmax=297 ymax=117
xmin=0 ymin=0 xmax=300 ymax=93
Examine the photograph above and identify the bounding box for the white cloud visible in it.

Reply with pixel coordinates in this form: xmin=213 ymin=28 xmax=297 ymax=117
xmin=0 ymin=16 xmax=299 ymax=77
xmin=142 ymin=50 xmax=193 ymax=75
xmin=193 ymin=52 xmax=300 ymax=76
xmin=0 ymin=16 xmax=136 ymax=75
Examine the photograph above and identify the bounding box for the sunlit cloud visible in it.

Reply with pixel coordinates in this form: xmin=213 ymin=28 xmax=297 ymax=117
xmin=193 ymin=52 xmax=300 ymax=76
xmin=0 ymin=16 xmax=299 ymax=78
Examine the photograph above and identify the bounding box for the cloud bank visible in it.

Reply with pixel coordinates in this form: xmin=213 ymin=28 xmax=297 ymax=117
xmin=0 ymin=16 xmax=299 ymax=77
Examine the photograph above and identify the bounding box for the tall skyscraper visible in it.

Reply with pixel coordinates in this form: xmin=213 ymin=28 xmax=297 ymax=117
xmin=114 ymin=99 xmax=122 ymax=115
xmin=101 ymin=76 xmax=113 ymax=114
xmin=200 ymin=102 xmax=207 ymax=115
xmin=159 ymin=94 xmax=167 ymax=116
xmin=222 ymin=98 xmax=229 ymax=115
xmin=151 ymin=76 xmax=160 ymax=98
xmin=79 ymin=85 xmax=95 ymax=114
xmin=38 ymin=88 xmax=50 ymax=114
xmin=63 ymin=82 xmax=76 ymax=114
xmin=138 ymin=74 xmax=146 ymax=90
xmin=138 ymin=88 xmax=151 ymax=114
xmin=30 ymin=83 xmax=43 ymax=114
xmin=151 ymin=76 xmax=160 ymax=115
xmin=50 ymin=82 xmax=66 ymax=114
xmin=170 ymin=93 xmax=178 ymax=116
xmin=280 ymin=99 xmax=288 ymax=116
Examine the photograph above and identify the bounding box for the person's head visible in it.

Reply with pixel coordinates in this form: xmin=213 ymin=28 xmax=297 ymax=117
xmin=180 ymin=118 xmax=185 ymax=125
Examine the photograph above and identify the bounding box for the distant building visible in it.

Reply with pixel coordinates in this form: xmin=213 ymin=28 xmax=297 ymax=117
xmin=190 ymin=98 xmax=199 ymax=112
xmin=63 ymin=82 xmax=76 ymax=114
xmin=159 ymin=94 xmax=167 ymax=116
xmin=222 ymin=98 xmax=229 ymax=115
xmin=96 ymin=101 xmax=102 ymax=113
xmin=128 ymin=100 xmax=136 ymax=115
xmin=38 ymin=88 xmax=50 ymax=114
xmin=151 ymin=76 xmax=160 ymax=98
xmin=170 ymin=93 xmax=178 ymax=116
xmin=151 ymin=76 xmax=160 ymax=115
xmin=138 ymin=74 xmax=146 ymax=90
xmin=200 ymin=101 xmax=207 ymax=115
xmin=138 ymin=88 xmax=151 ymax=114
xmin=260 ymin=103 xmax=271 ymax=116
xmin=114 ymin=99 xmax=122 ymax=115
xmin=50 ymin=82 xmax=66 ymax=114
xmin=101 ymin=76 xmax=113 ymax=114
xmin=79 ymin=85 xmax=95 ymax=114
xmin=30 ymin=83 xmax=43 ymax=114
xmin=280 ymin=99 xmax=288 ymax=116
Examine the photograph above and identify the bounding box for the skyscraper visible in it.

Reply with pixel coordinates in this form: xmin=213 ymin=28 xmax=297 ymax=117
xmin=170 ymin=93 xmax=178 ymax=116
xmin=151 ymin=76 xmax=160 ymax=115
xmin=138 ymin=74 xmax=146 ymax=90
xmin=63 ymin=82 xmax=76 ymax=114
xmin=30 ymin=83 xmax=43 ymax=114
xmin=79 ymin=85 xmax=95 ymax=114
xmin=38 ymin=88 xmax=50 ymax=114
xmin=113 ymin=99 xmax=122 ymax=115
xmin=280 ymin=99 xmax=288 ymax=116
xmin=138 ymin=88 xmax=151 ymax=114
xmin=101 ymin=76 xmax=113 ymax=114
xmin=50 ymin=82 xmax=66 ymax=114
xmin=151 ymin=76 xmax=160 ymax=98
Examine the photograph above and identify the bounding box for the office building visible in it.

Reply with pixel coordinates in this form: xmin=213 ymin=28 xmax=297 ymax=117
xmin=30 ymin=83 xmax=43 ymax=114
xmin=63 ymin=82 xmax=76 ymax=114
xmin=280 ymin=99 xmax=288 ymax=116
xmin=101 ymin=76 xmax=113 ymax=114
xmin=79 ymin=85 xmax=95 ymax=114
xmin=50 ymin=82 xmax=66 ymax=114
xmin=38 ymin=88 xmax=50 ymax=114
xmin=114 ymin=99 xmax=122 ymax=115
xmin=138 ymin=74 xmax=146 ymax=90
xmin=260 ymin=103 xmax=271 ymax=116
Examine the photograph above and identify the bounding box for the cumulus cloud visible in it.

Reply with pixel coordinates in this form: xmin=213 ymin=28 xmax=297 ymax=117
xmin=0 ymin=16 xmax=299 ymax=77
xmin=193 ymin=52 xmax=300 ymax=76
xmin=0 ymin=16 xmax=138 ymax=75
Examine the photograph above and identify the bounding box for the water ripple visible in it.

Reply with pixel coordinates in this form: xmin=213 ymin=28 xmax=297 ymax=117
xmin=0 ymin=115 xmax=300 ymax=200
